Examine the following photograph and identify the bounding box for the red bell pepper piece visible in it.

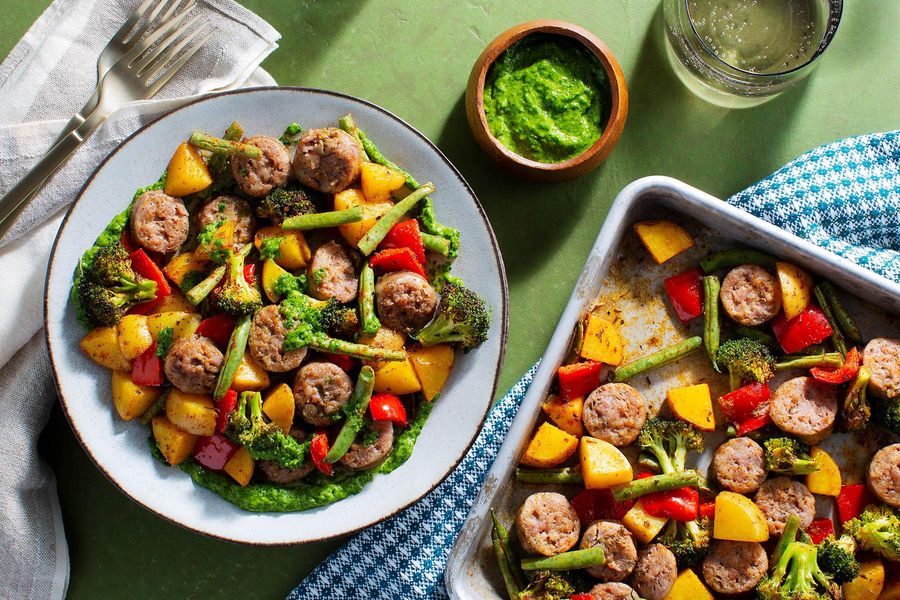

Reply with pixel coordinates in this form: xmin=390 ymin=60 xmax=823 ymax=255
xmin=381 ymin=218 xmax=426 ymax=265
xmin=369 ymin=393 xmax=408 ymax=426
xmin=836 ymin=484 xmax=876 ymax=523
xmin=718 ymin=382 xmax=771 ymax=423
xmin=558 ymin=361 xmax=603 ymax=401
xmin=192 ymin=433 xmax=239 ymax=471
xmin=664 ymin=268 xmax=704 ymax=323
xmin=772 ymin=304 xmax=834 ymax=354
xmin=570 ymin=596 xmax=593 ymax=600
xmin=195 ymin=313 xmax=237 ymax=348
xmin=570 ymin=489 xmax=634 ymax=524
xmin=642 ymin=486 xmax=700 ymax=521
xmin=700 ymin=501 xmax=716 ymax=519
xmin=323 ymin=352 xmax=355 ymax=372
xmin=369 ymin=247 xmax=427 ymax=278
xmin=811 ymin=347 xmax=861 ymax=384
xmin=120 ymin=229 xmax=138 ymax=253
xmin=310 ymin=431 xmax=333 ymax=476
xmin=243 ymin=262 xmax=257 ymax=285
xmin=132 ymin=343 xmax=163 ymax=386
xmin=735 ymin=413 xmax=772 ymax=436
xmin=127 ymin=249 xmax=172 ymax=314
xmin=806 ymin=518 xmax=835 ymax=544
xmin=215 ymin=389 xmax=238 ymax=433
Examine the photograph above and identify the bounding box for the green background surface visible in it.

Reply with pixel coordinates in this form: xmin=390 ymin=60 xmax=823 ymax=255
xmin=2 ymin=0 xmax=899 ymax=598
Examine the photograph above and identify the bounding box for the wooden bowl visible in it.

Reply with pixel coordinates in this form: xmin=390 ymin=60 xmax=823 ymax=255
xmin=465 ymin=20 xmax=628 ymax=181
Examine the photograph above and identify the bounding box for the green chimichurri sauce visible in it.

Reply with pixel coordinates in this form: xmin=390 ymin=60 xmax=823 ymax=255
xmin=483 ymin=34 xmax=610 ymax=164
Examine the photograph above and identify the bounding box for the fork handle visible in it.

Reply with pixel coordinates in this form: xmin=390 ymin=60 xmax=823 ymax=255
xmin=51 ymin=87 xmax=102 ymax=146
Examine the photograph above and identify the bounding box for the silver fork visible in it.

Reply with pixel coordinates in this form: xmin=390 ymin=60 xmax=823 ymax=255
xmin=0 ymin=10 xmax=213 ymax=239
xmin=54 ymin=0 xmax=196 ymax=143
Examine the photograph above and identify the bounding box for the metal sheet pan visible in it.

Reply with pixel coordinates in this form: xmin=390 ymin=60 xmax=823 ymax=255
xmin=445 ymin=175 xmax=900 ymax=599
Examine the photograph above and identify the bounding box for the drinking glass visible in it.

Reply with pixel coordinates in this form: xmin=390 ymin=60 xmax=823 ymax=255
xmin=663 ymin=0 xmax=842 ymax=108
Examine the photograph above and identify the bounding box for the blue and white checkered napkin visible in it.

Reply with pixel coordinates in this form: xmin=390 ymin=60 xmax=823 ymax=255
xmin=289 ymin=130 xmax=900 ymax=600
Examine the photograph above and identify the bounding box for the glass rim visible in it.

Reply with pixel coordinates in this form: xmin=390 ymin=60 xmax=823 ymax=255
xmin=683 ymin=0 xmax=844 ymax=78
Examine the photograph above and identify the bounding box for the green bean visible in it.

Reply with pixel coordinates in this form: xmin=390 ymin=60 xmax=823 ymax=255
xmin=140 ymin=389 xmax=169 ymax=425
xmin=324 ymin=366 xmax=376 ymax=463
xmin=357 ymin=183 xmax=436 ymax=255
xmin=700 ymin=249 xmax=776 ymax=273
xmin=337 ymin=114 xmax=371 ymax=161
xmin=491 ymin=528 xmax=519 ymax=600
xmin=612 ymin=470 xmax=703 ymax=501
xmin=214 ymin=313 xmax=252 ymax=400
xmin=359 ymin=262 xmax=380 ymax=336
xmin=703 ymin=275 xmax=721 ymax=370
xmin=282 ymin=207 xmax=363 ymax=230
xmin=491 ymin=510 xmax=526 ymax=590
xmin=189 ymin=131 xmax=261 ymax=158
xmin=814 ymin=284 xmax=847 ymax=356
xmin=421 ymin=232 xmax=451 ymax=256
xmin=206 ymin=121 xmax=244 ymax=175
xmin=733 ymin=325 xmax=775 ymax=347
xmin=521 ymin=547 xmax=606 ymax=571
xmin=773 ymin=515 xmax=801 ymax=564
xmin=817 ymin=281 xmax=863 ymax=344
xmin=308 ymin=336 xmax=405 ymax=361
xmin=185 ymin=243 xmax=252 ymax=305
xmin=774 ymin=352 xmax=844 ymax=371
xmin=613 ymin=336 xmax=703 ymax=382
xmin=515 ymin=467 xmax=584 ymax=485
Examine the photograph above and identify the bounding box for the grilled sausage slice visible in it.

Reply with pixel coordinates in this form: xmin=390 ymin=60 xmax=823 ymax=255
xmin=248 ymin=305 xmax=307 ymax=373
xmin=864 ymin=337 xmax=900 ymax=399
xmin=515 ymin=492 xmax=581 ymax=557
xmin=712 ymin=437 xmax=767 ymax=494
xmin=582 ymin=383 xmax=647 ymax=447
xmin=755 ymin=476 xmax=815 ymax=535
xmin=230 ymin=135 xmax=291 ymax=197
xmin=130 ymin=189 xmax=189 ymax=254
xmin=340 ymin=420 xmax=394 ymax=470
xmin=769 ymin=376 xmax=838 ymax=444
xmin=163 ymin=335 xmax=223 ymax=394
xmin=292 ymin=128 xmax=362 ymax=193
xmin=293 ymin=361 xmax=353 ymax=426
xmin=587 ymin=583 xmax=637 ymax=600
xmin=197 ymin=194 xmax=255 ymax=245
xmin=702 ymin=540 xmax=768 ymax=595
xmin=630 ymin=544 xmax=677 ymax=600
xmin=307 ymin=240 xmax=359 ymax=303
xmin=579 ymin=520 xmax=637 ymax=581
xmin=868 ymin=443 xmax=900 ymax=508
xmin=719 ymin=264 xmax=781 ymax=326
xmin=375 ymin=271 xmax=438 ymax=334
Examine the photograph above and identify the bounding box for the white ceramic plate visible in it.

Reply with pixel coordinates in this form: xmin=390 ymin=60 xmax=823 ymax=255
xmin=45 ymin=87 xmax=508 ymax=544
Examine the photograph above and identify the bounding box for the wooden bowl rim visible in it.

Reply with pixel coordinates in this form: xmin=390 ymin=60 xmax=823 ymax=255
xmin=469 ymin=19 xmax=628 ymax=173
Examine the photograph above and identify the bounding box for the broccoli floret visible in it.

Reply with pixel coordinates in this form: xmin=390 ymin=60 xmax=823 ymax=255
xmin=77 ymin=243 xmax=157 ymax=326
xmin=872 ymin=397 xmax=900 ymax=435
xmin=715 ymin=337 xmax=775 ymax=391
xmin=637 ymin=417 xmax=705 ymax=475
xmin=756 ymin=541 xmax=841 ymax=600
xmin=224 ymin=391 xmax=309 ymax=468
xmin=274 ymin=272 xmax=307 ymax=297
xmin=842 ymin=366 xmax=872 ymax=431
xmin=517 ymin=571 xmax=575 ymax=600
xmin=321 ymin=301 xmax=359 ymax=339
xmin=843 ymin=504 xmax=900 ymax=562
xmin=214 ymin=251 xmax=262 ymax=316
xmin=256 ymin=186 xmax=319 ymax=223
xmin=818 ymin=535 xmax=859 ymax=584
xmin=764 ymin=437 xmax=820 ymax=476
xmin=658 ymin=517 xmax=711 ymax=568
xmin=415 ymin=281 xmax=490 ymax=352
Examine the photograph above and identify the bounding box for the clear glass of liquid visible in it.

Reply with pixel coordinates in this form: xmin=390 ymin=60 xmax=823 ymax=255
xmin=663 ymin=0 xmax=842 ymax=108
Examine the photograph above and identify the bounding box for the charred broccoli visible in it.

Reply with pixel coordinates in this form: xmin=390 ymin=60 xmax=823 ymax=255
xmin=658 ymin=517 xmax=711 ymax=568
xmin=764 ymin=437 xmax=820 ymax=476
xmin=872 ymin=397 xmax=900 ymax=435
xmin=517 ymin=570 xmax=575 ymax=600
xmin=715 ymin=337 xmax=775 ymax=391
xmin=225 ymin=391 xmax=309 ymax=468
xmin=321 ymin=301 xmax=359 ymax=339
xmin=843 ymin=504 xmax=900 ymax=562
xmin=214 ymin=250 xmax=262 ymax=316
xmin=414 ymin=281 xmax=490 ymax=352
xmin=817 ymin=535 xmax=859 ymax=584
xmin=256 ymin=186 xmax=319 ymax=223
xmin=77 ymin=243 xmax=157 ymax=326
xmin=842 ymin=366 xmax=872 ymax=431
xmin=756 ymin=515 xmax=842 ymax=600
xmin=637 ymin=417 xmax=705 ymax=475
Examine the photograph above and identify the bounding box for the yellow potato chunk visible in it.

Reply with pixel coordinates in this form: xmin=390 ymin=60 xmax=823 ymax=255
xmin=261 ymin=258 xmax=291 ymax=303
xmin=147 ymin=311 xmax=201 ymax=342
xmin=194 ymin=220 xmax=234 ymax=262
xmin=164 ymin=142 xmax=212 ymax=197
xmin=334 ymin=187 xmax=393 ymax=247
xmin=713 ymin=491 xmax=769 ymax=542
xmin=843 ymin=559 xmax=885 ymax=600
xmin=254 ymin=225 xmax=311 ymax=270
xmin=633 ymin=220 xmax=694 ymax=264
xmin=80 ymin=326 xmax=132 ymax=372
xmin=520 ymin=422 xmax=579 ymax=468
xmin=231 ymin=354 xmax=270 ymax=391
xmin=580 ymin=313 xmax=624 ymax=365
xmin=164 ymin=252 xmax=208 ymax=288
xmin=151 ymin=288 xmax=197 ymax=314
xmin=806 ymin=446 xmax=841 ymax=496
xmin=541 ymin=395 xmax=584 ymax=437
xmin=111 ymin=371 xmax=161 ymax=420
xmin=224 ymin=447 xmax=255 ymax=487
xmin=408 ymin=344 xmax=455 ymax=401
xmin=776 ymin=261 xmax=813 ymax=320
xmin=165 ymin=389 xmax=216 ymax=436
xmin=666 ymin=383 xmax=715 ymax=431
xmin=116 ymin=314 xmax=153 ymax=360
xmin=578 ymin=435 xmax=633 ymax=488
xmin=622 ymin=499 xmax=669 ymax=544
xmin=262 ymin=383 xmax=295 ymax=433
xmin=360 ymin=161 xmax=406 ymax=203
xmin=360 ymin=327 xmax=406 ymax=371
xmin=374 ymin=358 xmax=422 ymax=395
xmin=151 ymin=415 xmax=198 ymax=465
xmin=662 ymin=569 xmax=714 ymax=600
